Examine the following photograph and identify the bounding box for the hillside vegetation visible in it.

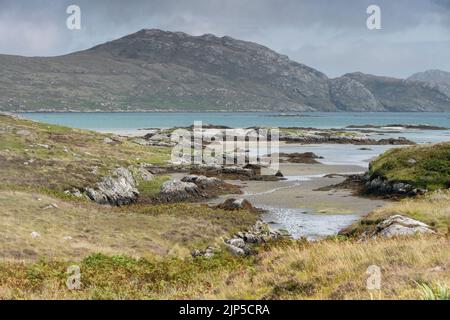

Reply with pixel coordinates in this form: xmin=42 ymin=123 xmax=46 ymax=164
xmin=0 ymin=113 xmax=169 ymax=195
xmin=369 ymin=142 xmax=450 ymax=191
xmin=0 ymin=234 xmax=448 ymax=299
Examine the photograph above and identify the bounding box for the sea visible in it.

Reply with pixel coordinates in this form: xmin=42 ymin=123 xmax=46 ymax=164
xmin=18 ymin=112 xmax=450 ymax=133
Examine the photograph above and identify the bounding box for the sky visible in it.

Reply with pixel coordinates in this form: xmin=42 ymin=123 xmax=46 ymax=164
xmin=0 ymin=0 xmax=449 ymax=78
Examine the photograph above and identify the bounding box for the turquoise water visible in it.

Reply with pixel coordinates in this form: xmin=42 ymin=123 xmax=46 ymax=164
xmin=18 ymin=112 xmax=450 ymax=130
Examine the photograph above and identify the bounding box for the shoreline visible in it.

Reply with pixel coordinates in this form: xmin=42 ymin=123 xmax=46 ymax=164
xmin=202 ymin=163 xmax=386 ymax=239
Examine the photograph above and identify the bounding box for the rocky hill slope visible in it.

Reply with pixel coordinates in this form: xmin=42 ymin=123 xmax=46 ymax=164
xmin=408 ymin=69 xmax=450 ymax=97
xmin=331 ymin=72 xmax=450 ymax=112
xmin=1 ymin=29 xmax=449 ymax=112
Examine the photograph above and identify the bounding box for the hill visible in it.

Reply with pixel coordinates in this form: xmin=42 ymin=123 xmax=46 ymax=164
xmin=0 ymin=29 xmax=449 ymax=112
xmin=369 ymin=142 xmax=450 ymax=191
xmin=408 ymin=69 xmax=450 ymax=97
xmin=331 ymin=72 xmax=450 ymax=112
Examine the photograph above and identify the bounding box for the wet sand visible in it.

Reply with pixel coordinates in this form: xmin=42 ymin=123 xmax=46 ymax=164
xmin=207 ymin=163 xmax=386 ymax=239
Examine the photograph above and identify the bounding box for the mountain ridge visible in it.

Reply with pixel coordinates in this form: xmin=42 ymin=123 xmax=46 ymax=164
xmin=407 ymin=69 xmax=450 ymax=97
xmin=0 ymin=29 xmax=449 ymax=112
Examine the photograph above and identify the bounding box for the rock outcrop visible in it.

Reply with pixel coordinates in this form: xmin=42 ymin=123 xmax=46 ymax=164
xmin=85 ymin=167 xmax=139 ymax=206
xmin=191 ymin=246 xmax=217 ymax=259
xmin=367 ymin=215 xmax=435 ymax=239
xmin=181 ymin=175 xmax=223 ymax=189
xmin=225 ymin=221 xmax=287 ymax=256
xmin=191 ymin=165 xmax=282 ymax=181
xmin=216 ymin=198 xmax=256 ymax=211
xmin=158 ymin=180 xmax=203 ymax=202
xmin=134 ymin=167 xmax=154 ymax=182
xmin=363 ymin=175 xmax=426 ymax=196
xmin=192 ymin=221 xmax=288 ymax=258
xmin=158 ymin=174 xmax=241 ymax=202
xmin=278 ymin=152 xmax=323 ymax=164
xmin=64 ymin=188 xmax=84 ymax=198
xmin=408 ymin=69 xmax=450 ymax=97
xmin=279 ymin=130 xmax=415 ymax=145
xmin=331 ymin=72 xmax=450 ymax=112
xmin=330 ymin=76 xmax=384 ymax=111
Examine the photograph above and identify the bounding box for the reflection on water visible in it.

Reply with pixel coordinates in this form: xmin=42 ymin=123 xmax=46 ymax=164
xmin=279 ymin=144 xmax=395 ymax=168
xmin=262 ymin=206 xmax=359 ymax=240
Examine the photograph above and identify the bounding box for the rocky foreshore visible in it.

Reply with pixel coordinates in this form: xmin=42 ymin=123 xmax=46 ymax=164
xmin=362 ymin=174 xmax=427 ymax=197
xmin=280 ymin=134 xmax=414 ymax=145
xmin=346 ymin=124 xmax=448 ymax=130
xmin=277 ymin=152 xmax=323 ymax=164
xmin=133 ymin=126 xmax=416 ymax=146
xmin=319 ymin=173 xmax=428 ymax=198
xmin=155 ymin=174 xmax=241 ymax=203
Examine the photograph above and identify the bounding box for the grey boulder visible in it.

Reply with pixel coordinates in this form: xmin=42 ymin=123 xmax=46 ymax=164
xmin=217 ymin=198 xmax=255 ymax=211
xmin=159 ymin=180 xmax=203 ymax=202
xmin=181 ymin=175 xmax=223 ymax=188
xmin=371 ymin=214 xmax=435 ymax=238
xmin=86 ymin=167 xmax=139 ymax=206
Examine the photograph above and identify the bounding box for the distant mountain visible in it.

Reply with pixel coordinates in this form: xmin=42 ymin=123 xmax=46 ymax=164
xmin=0 ymin=29 xmax=449 ymax=112
xmin=408 ymin=69 xmax=450 ymax=97
xmin=330 ymin=72 xmax=450 ymax=112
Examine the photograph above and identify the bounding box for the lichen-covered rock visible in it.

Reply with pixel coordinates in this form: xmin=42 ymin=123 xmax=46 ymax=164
xmin=222 ymin=166 xmax=254 ymax=177
xmin=64 ymin=188 xmax=84 ymax=198
xmin=226 ymin=238 xmax=246 ymax=248
xmin=134 ymin=167 xmax=154 ymax=182
xmin=86 ymin=167 xmax=139 ymax=206
xmin=193 ymin=220 xmax=289 ymax=259
xmin=181 ymin=175 xmax=222 ymax=189
xmin=191 ymin=246 xmax=217 ymax=259
xmin=370 ymin=214 xmax=435 ymax=239
xmin=159 ymin=180 xmax=203 ymax=202
xmin=233 ymin=221 xmax=286 ymax=244
xmin=103 ymin=137 xmax=114 ymax=144
xmin=364 ymin=175 xmax=427 ymax=196
xmin=217 ymin=198 xmax=255 ymax=211
xmin=225 ymin=244 xmax=246 ymax=256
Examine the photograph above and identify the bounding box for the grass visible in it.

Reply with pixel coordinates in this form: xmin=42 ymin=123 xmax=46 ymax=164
xmin=0 ymin=113 xmax=259 ymax=258
xmin=342 ymin=190 xmax=450 ymax=237
xmin=417 ymin=282 xmax=449 ymax=300
xmin=369 ymin=142 xmax=450 ymax=190
xmin=211 ymin=236 xmax=449 ymax=300
xmin=137 ymin=175 xmax=170 ymax=198
xmin=0 ymin=190 xmax=259 ymax=262
xmin=0 ymin=252 xmax=254 ymax=299
xmin=0 ymin=189 xmax=447 ymax=300
xmin=0 ymin=235 xmax=447 ymax=299
xmin=0 ymin=114 xmax=170 ymax=195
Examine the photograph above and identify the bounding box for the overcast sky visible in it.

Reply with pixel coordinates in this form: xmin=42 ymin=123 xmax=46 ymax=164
xmin=0 ymin=0 xmax=449 ymax=78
